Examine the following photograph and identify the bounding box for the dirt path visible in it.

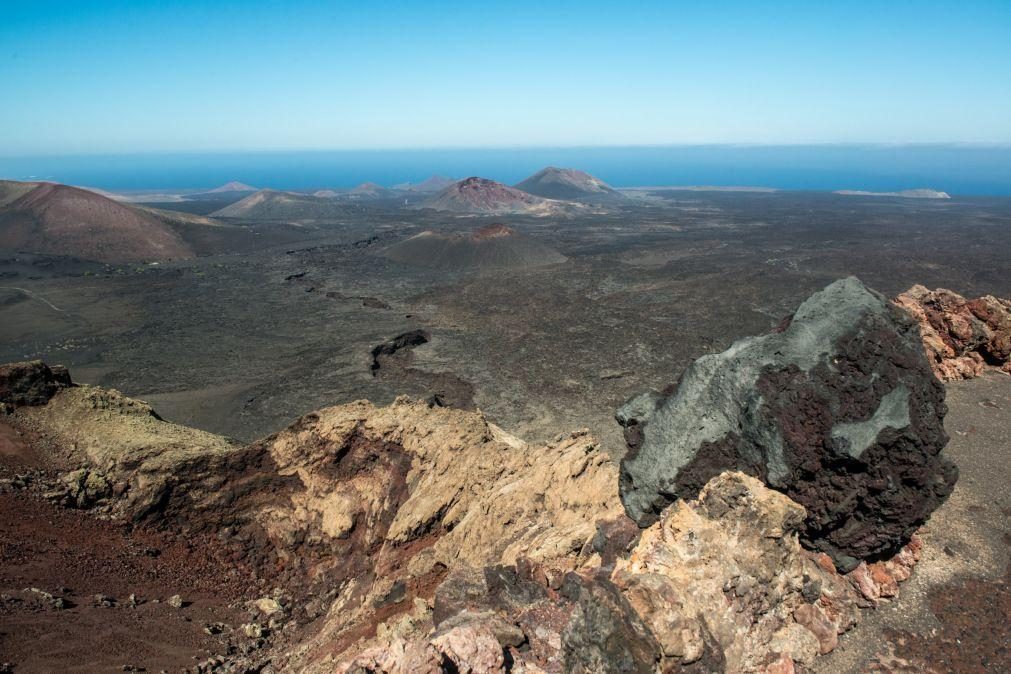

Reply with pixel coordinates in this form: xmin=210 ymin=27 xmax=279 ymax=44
xmin=0 ymin=287 xmax=65 ymax=313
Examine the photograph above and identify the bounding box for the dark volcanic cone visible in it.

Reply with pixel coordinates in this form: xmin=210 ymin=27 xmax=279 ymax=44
xmin=381 ymin=224 xmax=567 ymax=271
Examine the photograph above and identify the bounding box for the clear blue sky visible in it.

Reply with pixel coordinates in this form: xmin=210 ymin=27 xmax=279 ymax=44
xmin=2 ymin=1 xmax=1010 ymax=155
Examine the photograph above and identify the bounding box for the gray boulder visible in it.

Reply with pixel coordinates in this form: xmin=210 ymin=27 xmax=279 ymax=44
xmin=617 ymin=277 xmax=956 ymax=570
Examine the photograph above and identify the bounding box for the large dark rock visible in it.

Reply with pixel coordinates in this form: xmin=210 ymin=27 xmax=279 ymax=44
xmin=561 ymin=575 xmax=661 ymax=674
xmin=0 ymin=360 xmax=72 ymax=406
xmin=617 ymin=278 xmax=957 ymax=570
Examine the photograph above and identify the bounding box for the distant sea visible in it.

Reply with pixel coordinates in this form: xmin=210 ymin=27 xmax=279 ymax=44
xmin=2 ymin=145 xmax=1010 ymax=196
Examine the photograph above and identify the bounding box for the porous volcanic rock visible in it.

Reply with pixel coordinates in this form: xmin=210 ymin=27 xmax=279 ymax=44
xmin=0 ymin=360 xmax=72 ymax=406
xmin=894 ymin=284 xmax=1011 ymax=380
xmin=617 ymin=277 xmax=957 ymax=569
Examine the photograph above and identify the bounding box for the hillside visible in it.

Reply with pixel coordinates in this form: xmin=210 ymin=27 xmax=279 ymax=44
xmin=210 ymin=189 xmax=365 ymax=220
xmin=515 ymin=166 xmax=621 ymax=200
xmin=0 ymin=181 xmax=194 ymax=263
xmin=183 ymin=181 xmax=259 ymax=202
xmin=206 ymin=181 xmax=257 ymax=193
xmin=381 ymin=223 xmax=567 ymax=271
xmin=415 ymin=176 xmax=568 ymax=215
xmin=348 ymin=182 xmax=393 ymax=199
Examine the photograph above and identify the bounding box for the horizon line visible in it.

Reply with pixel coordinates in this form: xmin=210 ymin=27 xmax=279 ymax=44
xmin=4 ymin=140 xmax=1011 ymax=160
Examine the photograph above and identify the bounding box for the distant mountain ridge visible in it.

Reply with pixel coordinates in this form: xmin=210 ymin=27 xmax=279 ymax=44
xmin=834 ymin=188 xmax=951 ymax=199
xmin=349 ymin=182 xmax=394 ymax=199
xmin=207 ymin=181 xmax=257 ymax=193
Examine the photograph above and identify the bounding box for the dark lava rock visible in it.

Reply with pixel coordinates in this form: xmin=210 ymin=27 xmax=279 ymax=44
xmin=433 ymin=564 xmax=549 ymax=626
xmin=617 ymin=277 xmax=957 ymax=570
xmin=561 ymin=575 xmax=661 ymax=674
xmin=0 ymin=360 xmax=72 ymax=406
xmin=369 ymin=329 xmax=430 ymax=376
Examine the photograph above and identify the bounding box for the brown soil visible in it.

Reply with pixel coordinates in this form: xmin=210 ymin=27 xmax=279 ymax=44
xmin=0 ymin=424 xmax=41 ymax=468
xmin=0 ymin=488 xmax=249 ymax=673
xmin=878 ymin=565 xmax=1010 ymax=672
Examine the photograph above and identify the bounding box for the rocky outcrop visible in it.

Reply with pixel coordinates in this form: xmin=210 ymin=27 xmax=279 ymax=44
xmin=0 ymin=360 xmax=72 ymax=407
xmin=261 ymin=401 xmax=620 ymax=670
xmin=894 ymin=285 xmax=1011 ymax=381
xmin=3 ymin=354 xmax=940 ymax=672
xmin=4 ymin=380 xmax=620 ymax=671
xmin=333 ymin=472 xmax=923 ymax=674
xmin=617 ymin=277 xmax=957 ymax=569
xmin=370 ymin=329 xmax=430 ymax=374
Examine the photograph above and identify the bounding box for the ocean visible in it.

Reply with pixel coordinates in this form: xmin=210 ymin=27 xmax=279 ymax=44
xmin=1 ymin=144 xmax=1010 ymax=196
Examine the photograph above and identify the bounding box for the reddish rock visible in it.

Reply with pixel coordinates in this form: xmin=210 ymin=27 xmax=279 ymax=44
xmin=793 ymin=604 xmax=838 ymax=654
xmin=868 ymin=562 xmax=899 ymax=598
xmin=848 ymin=563 xmax=881 ymax=605
xmin=812 ymin=552 xmax=838 ymax=576
xmin=761 ymin=653 xmax=796 ymax=674
xmin=894 ymin=285 xmax=1011 ymax=380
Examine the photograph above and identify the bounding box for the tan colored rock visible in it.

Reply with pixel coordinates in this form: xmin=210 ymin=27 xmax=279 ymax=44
xmin=894 ymin=285 xmax=1011 ymax=380
xmin=612 ymin=472 xmax=818 ymax=671
xmin=271 ymin=399 xmax=620 ymax=670
xmin=10 ymin=384 xmax=241 ymax=518
xmin=609 ymin=472 xmax=913 ymax=672
xmin=430 ymin=622 xmax=507 ymax=673
xmin=8 ymin=367 xmax=931 ymax=673
xmin=793 ymin=604 xmax=837 ymax=654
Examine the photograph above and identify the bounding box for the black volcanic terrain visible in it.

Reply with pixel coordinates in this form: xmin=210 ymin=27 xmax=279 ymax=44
xmin=381 ymin=223 xmax=566 ymax=271
xmin=3 ymin=186 xmax=1008 ymax=449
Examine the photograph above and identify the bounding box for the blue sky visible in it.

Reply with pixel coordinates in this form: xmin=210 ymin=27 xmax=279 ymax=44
xmin=2 ymin=1 xmax=1010 ymax=155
